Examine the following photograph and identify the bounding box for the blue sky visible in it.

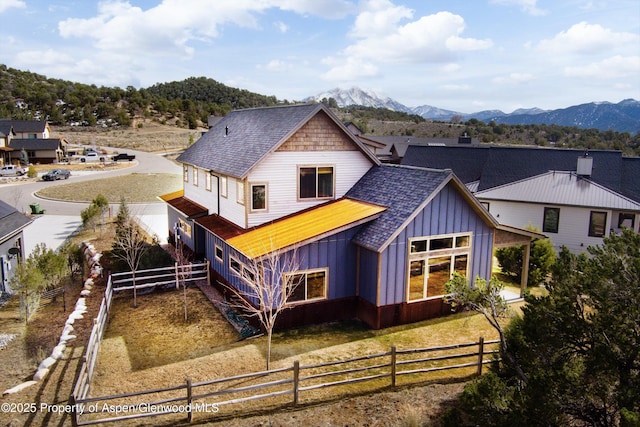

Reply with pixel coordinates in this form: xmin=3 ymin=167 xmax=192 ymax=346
xmin=1 ymin=0 xmax=638 ymax=113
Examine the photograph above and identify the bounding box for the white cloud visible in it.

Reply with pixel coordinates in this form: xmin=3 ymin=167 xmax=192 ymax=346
xmin=274 ymin=21 xmax=288 ymax=33
xmin=57 ymin=0 xmax=358 ymax=58
xmin=441 ymin=63 xmax=461 ymax=73
xmin=441 ymin=84 xmax=470 ymax=91
xmin=490 ymin=0 xmax=548 ymax=16
xmin=260 ymin=59 xmax=292 ymax=72
xmin=492 ymin=73 xmax=536 ymax=84
xmin=536 ymin=22 xmax=639 ymax=55
xmin=564 ymin=55 xmax=640 ymax=78
xmin=0 ymin=0 xmax=25 ymax=13
xmin=323 ymin=2 xmax=492 ymax=81
xmin=321 ymin=56 xmax=379 ymax=81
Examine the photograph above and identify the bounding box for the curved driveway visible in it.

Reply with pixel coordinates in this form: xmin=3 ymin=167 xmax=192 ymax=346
xmin=0 ymin=148 xmax=182 ymax=253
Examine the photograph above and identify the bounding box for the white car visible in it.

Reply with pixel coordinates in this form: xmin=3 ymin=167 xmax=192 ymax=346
xmin=0 ymin=165 xmax=26 ymax=176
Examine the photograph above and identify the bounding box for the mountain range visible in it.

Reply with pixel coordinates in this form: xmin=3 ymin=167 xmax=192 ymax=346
xmin=306 ymin=87 xmax=640 ymax=134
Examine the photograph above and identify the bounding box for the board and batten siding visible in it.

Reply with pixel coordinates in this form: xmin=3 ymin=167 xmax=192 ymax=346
xmin=167 ymin=205 xmax=195 ymax=250
xmin=481 ymin=199 xmax=612 ymax=253
xmin=359 ymin=182 xmax=494 ymax=307
xmin=203 ymin=224 xmax=362 ymax=308
xmin=246 ymin=151 xmax=373 ymax=227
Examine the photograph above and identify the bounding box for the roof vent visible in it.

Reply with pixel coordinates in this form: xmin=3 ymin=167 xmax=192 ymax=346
xmin=225 ymin=126 xmax=229 ymax=137
xmin=576 ymin=153 xmax=593 ymax=177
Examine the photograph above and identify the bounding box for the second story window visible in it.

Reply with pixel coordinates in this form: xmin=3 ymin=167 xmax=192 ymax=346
xmin=299 ymin=166 xmax=334 ymax=199
xmin=193 ymin=168 xmax=198 ymax=186
xmin=183 ymin=165 xmax=189 ymax=182
xmin=251 ymin=184 xmax=267 ymax=211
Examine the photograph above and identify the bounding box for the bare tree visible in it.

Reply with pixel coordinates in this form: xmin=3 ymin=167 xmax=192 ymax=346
xmin=112 ymin=211 xmax=147 ymax=308
xmin=173 ymin=236 xmax=192 ymax=321
xmin=225 ymin=243 xmax=303 ymax=370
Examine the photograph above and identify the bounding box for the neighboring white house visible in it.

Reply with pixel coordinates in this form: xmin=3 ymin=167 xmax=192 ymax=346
xmin=474 ymin=169 xmax=640 ymax=253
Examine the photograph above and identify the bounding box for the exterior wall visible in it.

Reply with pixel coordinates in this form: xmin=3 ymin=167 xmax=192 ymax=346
xmin=183 ymin=166 xmax=218 ymax=214
xmin=359 ymin=183 xmax=494 ymax=307
xmin=246 ymin=151 xmax=373 ymax=227
xmin=0 ymin=232 xmax=24 ymax=295
xmin=167 ymin=205 xmax=196 ymax=250
xmin=203 ymin=224 xmax=363 ymax=308
xmin=480 ymin=199 xmax=626 ymax=253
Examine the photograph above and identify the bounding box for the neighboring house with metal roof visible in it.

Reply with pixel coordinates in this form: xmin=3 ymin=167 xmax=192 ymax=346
xmin=0 ymin=200 xmax=33 ymax=296
xmin=475 ymin=170 xmax=640 ymax=253
xmin=163 ymin=103 xmax=539 ymax=329
xmin=402 ymin=145 xmax=640 ymax=254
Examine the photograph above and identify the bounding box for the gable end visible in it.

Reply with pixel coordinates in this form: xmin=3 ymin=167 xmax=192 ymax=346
xmin=278 ymin=112 xmax=357 ymax=152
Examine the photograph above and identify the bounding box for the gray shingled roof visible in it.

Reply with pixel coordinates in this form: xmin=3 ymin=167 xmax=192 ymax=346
xmin=0 ymin=119 xmax=47 ymax=133
xmin=178 ymin=103 xmax=378 ymax=178
xmin=346 ymin=164 xmax=452 ymax=252
xmin=9 ymin=139 xmax=62 ymax=150
xmin=0 ymin=200 xmax=32 ymax=242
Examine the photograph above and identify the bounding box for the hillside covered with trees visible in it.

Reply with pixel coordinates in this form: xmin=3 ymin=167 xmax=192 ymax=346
xmin=1 ymin=65 xmax=638 ymax=155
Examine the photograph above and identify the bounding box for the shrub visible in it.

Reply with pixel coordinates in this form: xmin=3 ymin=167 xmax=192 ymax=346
xmin=496 ymin=236 xmax=555 ymax=286
xmin=27 ymin=165 xmax=37 ymax=178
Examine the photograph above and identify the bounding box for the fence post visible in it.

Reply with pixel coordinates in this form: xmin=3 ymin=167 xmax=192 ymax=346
xmin=206 ymin=260 xmax=211 ymax=287
xmin=477 ymin=337 xmax=485 ymax=376
xmin=175 ymin=262 xmax=179 ymax=289
xmin=186 ymin=377 xmax=193 ymax=423
xmin=293 ymin=361 xmax=300 ymax=405
xmin=390 ymin=346 xmax=397 ymax=388
xmin=69 ymin=394 xmax=79 ymax=427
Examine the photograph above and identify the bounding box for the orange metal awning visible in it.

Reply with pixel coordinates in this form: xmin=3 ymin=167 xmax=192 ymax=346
xmin=227 ymin=198 xmax=386 ymax=258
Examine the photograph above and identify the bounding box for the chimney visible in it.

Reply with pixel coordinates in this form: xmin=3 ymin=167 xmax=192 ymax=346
xmin=576 ymin=153 xmax=593 ymax=177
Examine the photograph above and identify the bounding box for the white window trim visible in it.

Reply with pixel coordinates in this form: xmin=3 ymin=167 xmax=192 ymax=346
xmin=183 ymin=165 xmax=189 ymax=182
xmin=297 ymin=165 xmax=336 ymax=201
xmin=205 ymin=173 xmax=212 ymax=192
xmin=250 ymin=182 xmax=268 ymax=212
xmin=220 ymin=176 xmax=228 ymax=198
xmin=214 ymin=244 xmax=223 ymax=263
xmin=193 ymin=167 xmax=198 ymax=187
xmin=407 ymin=233 xmax=472 ymax=302
xmin=285 ymin=268 xmax=328 ymax=305
xmin=236 ymin=181 xmax=245 ymax=205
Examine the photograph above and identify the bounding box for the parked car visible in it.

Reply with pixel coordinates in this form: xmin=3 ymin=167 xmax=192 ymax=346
xmin=42 ymin=169 xmax=71 ymax=181
xmin=79 ymin=152 xmax=106 ymax=163
xmin=0 ymin=165 xmax=26 ymax=177
xmin=111 ymin=153 xmax=136 ymax=162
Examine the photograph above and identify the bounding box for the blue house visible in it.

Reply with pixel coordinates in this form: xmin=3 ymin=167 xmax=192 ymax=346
xmin=162 ymin=104 xmax=537 ymax=329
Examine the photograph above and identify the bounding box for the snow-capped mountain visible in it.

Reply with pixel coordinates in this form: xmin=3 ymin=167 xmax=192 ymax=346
xmin=306 ymin=87 xmax=639 ymax=134
xmin=305 ymin=87 xmax=411 ymax=113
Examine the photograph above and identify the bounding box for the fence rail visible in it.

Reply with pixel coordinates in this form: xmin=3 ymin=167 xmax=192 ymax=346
xmin=72 ymin=277 xmax=113 ymax=402
xmin=70 ymin=337 xmax=500 ymax=426
xmin=110 ymin=261 xmax=209 ymax=292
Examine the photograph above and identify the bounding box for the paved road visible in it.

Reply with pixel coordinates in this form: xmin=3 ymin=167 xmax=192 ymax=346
xmin=0 ymin=148 xmax=182 ymax=253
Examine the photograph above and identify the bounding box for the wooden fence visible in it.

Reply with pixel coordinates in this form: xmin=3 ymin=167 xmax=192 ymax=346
xmin=72 ymin=277 xmax=113 ymax=401
xmin=110 ymin=261 xmax=209 ymax=292
xmin=71 ymin=262 xmax=210 ymax=405
xmin=70 ymin=337 xmax=500 ymax=426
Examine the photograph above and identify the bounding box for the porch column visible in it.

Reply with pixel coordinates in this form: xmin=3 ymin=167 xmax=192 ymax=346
xmin=520 ymin=242 xmax=530 ymax=298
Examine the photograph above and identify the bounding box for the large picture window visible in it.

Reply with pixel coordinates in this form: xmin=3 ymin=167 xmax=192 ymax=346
xmin=287 ymin=269 xmax=327 ymax=303
xmin=589 ymin=211 xmax=607 ymax=237
xmin=299 ymin=166 xmax=334 ymax=199
xmin=543 ymin=207 xmax=560 ymax=233
xmin=408 ymin=234 xmax=471 ymax=301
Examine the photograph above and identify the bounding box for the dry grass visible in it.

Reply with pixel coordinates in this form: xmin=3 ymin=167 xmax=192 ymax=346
xmin=35 ymin=173 xmax=182 ymax=203
xmin=53 ymin=120 xmax=203 ymax=153
xmin=104 ymin=288 xmax=239 ymax=371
